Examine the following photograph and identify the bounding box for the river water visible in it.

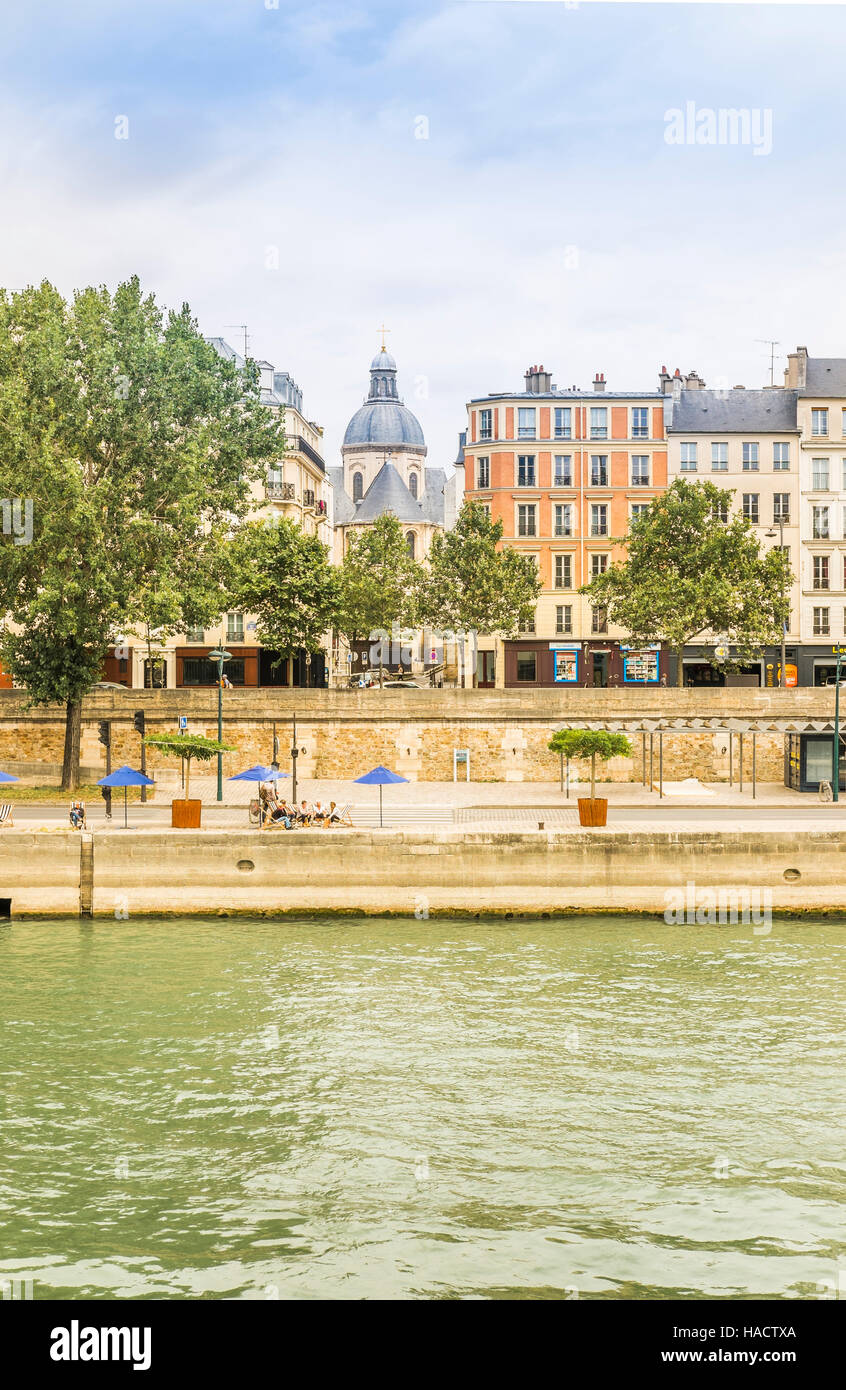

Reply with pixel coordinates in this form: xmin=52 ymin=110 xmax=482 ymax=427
xmin=0 ymin=918 xmax=843 ymax=1301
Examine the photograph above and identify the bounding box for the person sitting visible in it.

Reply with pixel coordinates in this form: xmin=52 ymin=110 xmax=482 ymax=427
xmin=69 ymin=800 xmax=86 ymax=830
xmin=274 ymin=799 xmax=295 ymax=829
xmin=312 ymin=799 xmax=329 ymax=826
xmin=327 ymin=801 xmax=353 ymax=827
xmin=296 ymin=799 xmax=314 ymax=825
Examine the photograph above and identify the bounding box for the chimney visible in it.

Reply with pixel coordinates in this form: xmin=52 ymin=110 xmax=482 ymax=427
xmin=784 ymin=346 xmax=808 ymax=390
xmin=659 ymin=364 xmax=673 ymax=395
xmin=593 ymin=372 xmax=606 ymax=393
xmin=733 ymin=384 xmax=745 ymax=390
xmin=524 ymin=364 xmax=554 ymax=394
xmin=685 ymin=369 xmax=705 ymax=390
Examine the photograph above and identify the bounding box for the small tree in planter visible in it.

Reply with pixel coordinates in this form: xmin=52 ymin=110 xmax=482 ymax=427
xmin=548 ymin=729 xmax=632 ymax=827
xmin=144 ymin=733 xmax=236 ymax=828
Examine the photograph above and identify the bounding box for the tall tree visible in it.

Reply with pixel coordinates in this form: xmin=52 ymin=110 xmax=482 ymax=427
xmin=336 ymin=514 xmax=424 ymax=662
xmin=580 ymin=479 xmax=792 ymax=687
xmin=230 ymin=517 xmax=340 ymax=672
xmin=0 ymin=277 xmax=283 ymax=786
xmin=420 ymin=501 xmax=542 ymax=685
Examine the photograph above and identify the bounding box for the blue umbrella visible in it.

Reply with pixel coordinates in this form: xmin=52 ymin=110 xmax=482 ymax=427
xmin=354 ymin=765 xmax=408 ymax=827
xmin=228 ymin=765 xmax=290 ymax=782
xmin=98 ymin=764 xmax=155 ymax=828
xmin=0 ymin=770 xmax=19 ymax=783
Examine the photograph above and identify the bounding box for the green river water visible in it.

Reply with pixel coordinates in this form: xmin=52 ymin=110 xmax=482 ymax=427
xmin=0 ymin=917 xmax=843 ymax=1300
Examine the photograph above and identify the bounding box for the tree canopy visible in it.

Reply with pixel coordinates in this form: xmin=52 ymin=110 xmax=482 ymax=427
xmin=579 ymin=479 xmax=791 ymax=687
xmin=548 ymin=729 xmax=632 ymax=799
xmin=229 ymin=517 xmax=340 ymax=666
xmin=335 ymin=513 xmax=424 ymax=650
xmin=421 ymin=501 xmax=541 ymax=640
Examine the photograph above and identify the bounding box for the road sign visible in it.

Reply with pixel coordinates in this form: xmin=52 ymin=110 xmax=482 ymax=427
xmin=178 ymin=715 xmax=188 ymax=731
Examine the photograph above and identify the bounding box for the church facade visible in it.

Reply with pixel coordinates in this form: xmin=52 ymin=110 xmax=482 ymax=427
xmin=328 ymin=346 xmax=451 ymax=563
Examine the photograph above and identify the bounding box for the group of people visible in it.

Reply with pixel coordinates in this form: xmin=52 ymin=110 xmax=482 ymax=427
xmin=258 ymin=786 xmax=350 ymax=830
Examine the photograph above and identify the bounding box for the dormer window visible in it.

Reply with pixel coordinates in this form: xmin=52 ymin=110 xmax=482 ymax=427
xmin=409 ymin=473 xmax=418 ymax=499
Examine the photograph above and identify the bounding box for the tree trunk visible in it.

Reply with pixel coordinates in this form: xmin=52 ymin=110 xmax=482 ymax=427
xmin=591 ymin=752 xmax=596 ymax=800
xmin=185 ymin=757 xmax=192 ymax=801
xmin=676 ymin=647 xmax=686 ymax=688
xmin=61 ymin=699 xmax=82 ymax=792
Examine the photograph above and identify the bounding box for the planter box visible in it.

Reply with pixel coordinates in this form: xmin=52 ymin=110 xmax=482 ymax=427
xmin=577 ymin=797 xmax=608 ymax=827
xmin=172 ymin=799 xmax=202 ymax=829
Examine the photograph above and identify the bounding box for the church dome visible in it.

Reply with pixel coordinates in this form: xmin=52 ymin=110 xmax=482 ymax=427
xmin=343 ymin=345 xmax=425 ymax=449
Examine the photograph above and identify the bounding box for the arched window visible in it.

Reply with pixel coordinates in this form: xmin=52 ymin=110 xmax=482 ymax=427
xmin=409 ymin=472 xmax=418 ymax=499
xmin=352 ymin=472 xmax=363 ymax=502
xmin=406 ymin=531 xmax=416 ymax=559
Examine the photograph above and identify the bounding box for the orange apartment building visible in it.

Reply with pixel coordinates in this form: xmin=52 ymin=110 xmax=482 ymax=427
xmin=460 ymin=363 xmax=670 ymax=687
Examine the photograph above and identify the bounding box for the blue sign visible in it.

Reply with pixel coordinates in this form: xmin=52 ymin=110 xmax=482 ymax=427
xmin=178 ymin=716 xmax=188 ymax=730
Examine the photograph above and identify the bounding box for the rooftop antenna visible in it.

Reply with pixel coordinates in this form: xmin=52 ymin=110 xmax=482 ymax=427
xmin=225 ymin=324 xmax=250 ymax=360
xmin=756 ymin=339 xmax=781 ymax=387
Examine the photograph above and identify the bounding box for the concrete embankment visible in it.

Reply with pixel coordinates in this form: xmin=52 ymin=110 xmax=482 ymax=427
xmin=1 ymin=828 xmax=845 ymax=917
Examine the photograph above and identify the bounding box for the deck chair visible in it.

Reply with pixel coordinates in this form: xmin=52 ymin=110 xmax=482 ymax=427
xmin=329 ymin=803 xmax=353 ymax=827
xmin=0 ymin=803 xmax=14 ymax=828
xmin=69 ymin=800 xmax=87 ymax=830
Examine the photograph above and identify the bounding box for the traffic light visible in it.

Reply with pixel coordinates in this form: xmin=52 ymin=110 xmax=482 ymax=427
xmin=98 ymin=720 xmax=111 ymax=747
xmin=133 ymin=710 xmax=145 ymax=736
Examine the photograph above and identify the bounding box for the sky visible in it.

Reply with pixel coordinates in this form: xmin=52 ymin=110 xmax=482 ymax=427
xmin=1 ymin=0 xmax=845 ymax=470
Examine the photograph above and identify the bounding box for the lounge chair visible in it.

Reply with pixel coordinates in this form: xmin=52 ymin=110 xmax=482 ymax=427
xmin=329 ymin=803 xmax=353 ymax=827
xmin=69 ymin=800 xmax=87 ymax=830
xmin=0 ymin=803 xmax=14 ymax=828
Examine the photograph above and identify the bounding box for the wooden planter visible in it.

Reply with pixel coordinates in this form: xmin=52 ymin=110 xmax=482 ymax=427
xmin=172 ymin=799 xmax=202 ymax=829
xmin=577 ymin=797 xmax=608 ymax=827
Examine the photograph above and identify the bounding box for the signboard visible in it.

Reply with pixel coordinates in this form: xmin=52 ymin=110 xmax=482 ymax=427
xmin=552 ymin=649 xmax=579 ymax=684
xmin=714 ymin=644 xmax=730 ymax=660
xmin=622 ymin=645 xmax=659 ymax=684
xmin=178 ymin=715 xmax=188 ymax=731
xmin=784 ymin=664 xmax=798 ymax=688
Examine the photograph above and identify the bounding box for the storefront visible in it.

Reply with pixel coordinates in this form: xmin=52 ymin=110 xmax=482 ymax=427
xmin=677 ymin=646 xmax=796 ymax=688
xmin=175 ymin=647 xmax=259 ymax=687
xmin=504 ymin=640 xmax=667 ymax=688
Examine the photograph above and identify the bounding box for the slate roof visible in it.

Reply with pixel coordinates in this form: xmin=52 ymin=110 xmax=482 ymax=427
xmin=802 ymin=359 xmax=846 ymax=397
xmin=327 ymin=467 xmax=356 ymax=525
xmin=669 ymin=389 xmax=799 ymax=433
xmin=343 ymin=399 xmax=426 ymax=447
xmin=352 ymin=463 xmax=425 ymax=524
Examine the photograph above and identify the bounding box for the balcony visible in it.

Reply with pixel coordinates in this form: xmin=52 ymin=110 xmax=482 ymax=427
xmin=304 ymin=489 xmax=316 ymax=508
xmin=288 ymin=435 xmax=325 ymax=472
xmin=266 ymin=481 xmax=296 ymax=501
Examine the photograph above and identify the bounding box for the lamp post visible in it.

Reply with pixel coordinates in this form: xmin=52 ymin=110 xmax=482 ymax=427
xmin=832 ymin=647 xmax=846 ymax=803
xmin=208 ymin=646 xmax=232 ymax=802
xmin=765 ymin=521 xmax=787 ymax=688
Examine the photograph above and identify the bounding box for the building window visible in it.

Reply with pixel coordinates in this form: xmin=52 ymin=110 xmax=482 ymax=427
xmin=712 ymin=497 xmax=729 ymax=523
xmin=406 ymin=531 xmax=416 ymax=559
xmin=516 ymin=651 xmax=537 ymax=682
xmin=711 ymin=442 xmax=728 ymax=471
xmin=591 ymin=606 xmax=608 ymax=634
xmin=520 ymin=612 xmax=536 ymax=635
xmin=813 ymin=606 xmax=830 ymax=636
xmin=226 ymin=612 xmax=245 ymax=642
xmin=183 ymin=657 xmax=245 ymax=687
xmin=554 ymin=407 xmax=571 ymax=439
xmin=813 ymin=555 xmax=830 ymax=590
xmin=590 ymin=407 xmax=608 ymax=439
xmin=554 ymin=554 xmax=572 ymax=589
xmin=517 ymin=504 xmax=536 ymax=537
xmin=812 ymin=408 xmax=828 ymax=437
xmin=590 ymin=455 xmax=608 ymax=487
xmin=477 ymin=456 xmax=490 ymax=488
xmin=555 ymin=605 xmax=573 ymax=636
xmin=812 ymin=505 xmax=830 ymax=539
xmin=517 ymin=455 xmax=536 ymax=486
xmin=773 ymin=442 xmax=790 ymax=470
xmin=518 ymin=407 xmax=536 ymax=439
xmin=631 ymin=455 xmax=649 ymax=486
xmin=479 ymin=408 xmax=492 ymax=440
xmin=143 ymin=658 xmax=167 ymax=689
xmin=742 ymin=442 xmax=759 ymax=470
xmin=590 ymin=504 xmax=608 ymax=536
xmin=352 ymin=471 xmax=363 ymax=502
xmin=591 ymin=553 xmax=609 ymax=577
xmin=742 ymin=493 xmax=759 ymax=523
xmin=632 ymin=406 xmax=649 ymax=439
xmin=630 ymin=503 xmax=650 ymax=522
xmin=409 ymin=472 xmax=418 ymax=499
xmin=680 ymin=442 xmax=697 ymax=471
xmin=812 ymin=458 xmax=829 ymax=490
xmin=185 ymin=626 xmax=204 ymax=643
xmin=554 ymin=455 xmax=572 ymax=486
xmin=554 ymin=504 xmax=572 ymax=537
xmin=773 ymin=493 xmax=790 ymax=524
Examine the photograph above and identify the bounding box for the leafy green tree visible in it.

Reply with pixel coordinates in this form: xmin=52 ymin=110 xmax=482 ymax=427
xmin=144 ymin=733 xmax=236 ymax=801
xmin=548 ymin=729 xmax=632 ymax=800
xmin=0 ymin=277 xmax=283 ymax=786
xmin=579 ymin=479 xmax=792 ymax=687
xmin=420 ymin=502 xmax=542 ymax=672
xmin=336 ymin=513 xmax=424 ymax=660
xmin=230 ymin=517 xmax=340 ymax=670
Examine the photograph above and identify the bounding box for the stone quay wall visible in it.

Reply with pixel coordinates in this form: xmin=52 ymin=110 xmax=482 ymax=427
xmin=0 ymin=686 xmax=836 ymax=785
xmin=0 ymin=825 xmax=842 ymax=917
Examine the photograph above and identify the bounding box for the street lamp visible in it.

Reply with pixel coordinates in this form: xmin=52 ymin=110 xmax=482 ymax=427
xmin=831 ymin=647 xmax=846 ymax=803
xmin=765 ymin=522 xmax=787 ymax=688
xmin=208 ymin=646 xmax=232 ymax=802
